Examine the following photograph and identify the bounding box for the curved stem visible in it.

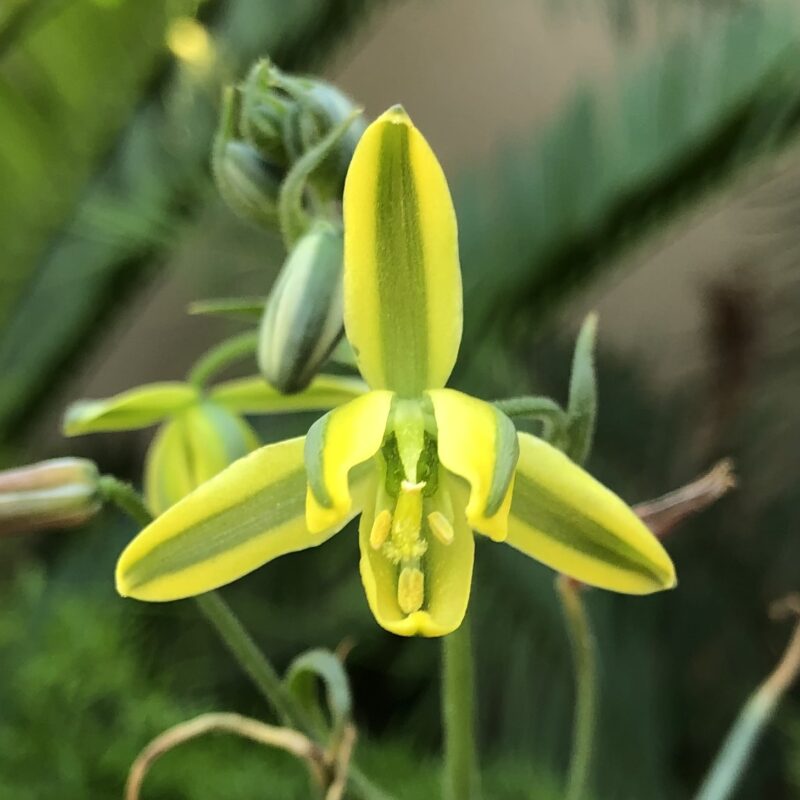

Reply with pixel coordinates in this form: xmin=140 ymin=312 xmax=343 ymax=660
xmin=194 ymin=592 xmax=298 ymax=726
xmin=442 ymin=614 xmax=481 ymax=800
xmin=187 ymin=331 xmax=259 ymax=388
xmin=98 ymin=475 xmax=152 ymax=526
xmin=694 ymin=613 xmax=800 ymax=800
xmin=100 ymin=476 xmax=395 ymax=800
xmin=556 ymin=575 xmax=598 ymax=800
xmin=125 ymin=712 xmax=326 ymax=800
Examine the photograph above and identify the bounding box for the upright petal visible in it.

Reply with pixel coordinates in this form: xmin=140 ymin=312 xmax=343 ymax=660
xmin=117 ymin=437 xmax=354 ymax=601
xmin=64 ymin=383 xmax=198 ymax=434
xmin=506 ymin=432 xmax=676 ymax=594
xmin=343 ymin=106 xmax=462 ymax=395
xmin=427 ymin=389 xmax=518 ymax=541
xmin=358 ymin=473 xmax=474 ymax=637
xmin=305 ymin=390 xmax=393 ymax=533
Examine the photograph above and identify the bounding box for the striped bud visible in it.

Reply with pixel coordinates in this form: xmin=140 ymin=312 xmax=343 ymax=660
xmin=257 ymin=221 xmax=344 ymax=393
xmin=213 ymin=140 xmax=282 ymax=228
xmin=145 ymin=402 xmax=259 ymax=515
xmin=0 ymin=458 xmax=100 ymax=536
xmin=282 ymin=79 xmax=366 ymax=197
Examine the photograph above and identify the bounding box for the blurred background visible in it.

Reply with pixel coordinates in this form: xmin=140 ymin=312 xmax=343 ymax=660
xmin=1 ymin=0 xmax=800 ymax=797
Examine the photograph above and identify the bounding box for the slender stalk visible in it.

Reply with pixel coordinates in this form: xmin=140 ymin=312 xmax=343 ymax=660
xmin=442 ymin=614 xmax=481 ymax=800
xmin=694 ymin=613 xmax=800 ymax=800
xmin=101 ymin=476 xmax=395 ymax=800
xmin=125 ymin=712 xmax=327 ymax=800
xmin=556 ymin=575 xmax=598 ymax=800
xmin=187 ymin=331 xmax=259 ymax=388
xmin=98 ymin=475 xmax=152 ymax=526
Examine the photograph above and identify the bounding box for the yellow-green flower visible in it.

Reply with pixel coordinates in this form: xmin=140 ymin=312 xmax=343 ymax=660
xmin=115 ymin=106 xmax=675 ymax=637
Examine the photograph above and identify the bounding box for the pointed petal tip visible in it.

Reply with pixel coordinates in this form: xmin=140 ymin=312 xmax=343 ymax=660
xmin=381 ymin=104 xmax=410 ymax=124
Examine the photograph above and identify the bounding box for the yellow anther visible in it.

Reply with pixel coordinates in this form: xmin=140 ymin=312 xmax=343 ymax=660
xmin=398 ymin=566 xmax=424 ymax=614
xmin=427 ymin=511 xmax=454 ymax=545
xmin=369 ymin=509 xmax=393 ymax=550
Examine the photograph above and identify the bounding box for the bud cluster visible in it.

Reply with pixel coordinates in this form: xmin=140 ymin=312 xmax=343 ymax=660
xmin=212 ymin=59 xmax=366 ymax=395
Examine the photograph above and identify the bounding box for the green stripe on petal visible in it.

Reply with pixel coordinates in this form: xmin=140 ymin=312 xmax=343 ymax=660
xmin=304 ymin=390 xmax=393 ymax=533
xmin=210 ymin=374 xmax=368 ymax=415
xmin=117 ymin=437 xmax=355 ymax=602
xmin=427 ymin=388 xmax=518 ymax=541
xmin=506 ymin=432 xmax=676 ymax=594
xmin=64 ymin=383 xmax=198 ymax=434
xmin=358 ymin=470 xmax=474 ymax=637
xmin=343 ymin=106 xmax=462 ymax=395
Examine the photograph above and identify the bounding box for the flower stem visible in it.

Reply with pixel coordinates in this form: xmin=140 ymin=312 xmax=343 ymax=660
xmin=98 ymin=475 xmax=152 ymax=526
xmin=442 ymin=614 xmax=481 ymax=800
xmin=556 ymin=575 xmax=598 ymax=800
xmin=100 ymin=475 xmax=394 ymax=800
xmin=187 ymin=330 xmax=259 ymax=388
xmin=694 ymin=610 xmax=800 ymax=800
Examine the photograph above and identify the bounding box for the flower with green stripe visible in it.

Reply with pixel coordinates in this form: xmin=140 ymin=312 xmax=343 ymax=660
xmin=115 ymin=106 xmax=676 ymax=636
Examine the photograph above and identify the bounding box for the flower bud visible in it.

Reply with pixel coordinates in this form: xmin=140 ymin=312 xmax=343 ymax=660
xmin=282 ymin=78 xmax=366 ymax=197
xmin=145 ymin=402 xmax=259 ymax=515
xmin=212 ymin=86 xmax=283 ymax=228
xmin=240 ymin=60 xmax=365 ymax=197
xmin=0 ymin=458 xmax=101 ymax=535
xmin=257 ymin=221 xmax=344 ymax=394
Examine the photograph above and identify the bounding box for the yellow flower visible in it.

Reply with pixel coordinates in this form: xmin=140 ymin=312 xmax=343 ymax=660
xmin=115 ymin=107 xmax=675 ymax=637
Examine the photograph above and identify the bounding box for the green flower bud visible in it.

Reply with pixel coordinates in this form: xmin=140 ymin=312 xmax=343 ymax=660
xmin=258 ymin=221 xmax=344 ymax=394
xmin=240 ymin=60 xmax=365 ymax=198
xmin=282 ymin=77 xmax=366 ymax=197
xmin=145 ymin=402 xmax=259 ymax=515
xmin=212 ymin=86 xmax=283 ymax=228
xmin=213 ymin=140 xmax=282 ymax=227
xmin=0 ymin=458 xmax=101 ymax=535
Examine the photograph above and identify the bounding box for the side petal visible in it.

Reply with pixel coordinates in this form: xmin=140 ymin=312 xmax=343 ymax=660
xmin=64 ymin=383 xmax=198 ymax=434
xmin=506 ymin=432 xmax=676 ymax=594
xmin=358 ymin=473 xmax=474 ymax=637
xmin=304 ymin=390 xmax=393 ymax=533
xmin=210 ymin=374 xmax=368 ymax=414
xmin=117 ymin=437 xmax=353 ymax=601
xmin=343 ymin=106 xmax=462 ymax=395
xmin=427 ymin=388 xmax=518 ymax=541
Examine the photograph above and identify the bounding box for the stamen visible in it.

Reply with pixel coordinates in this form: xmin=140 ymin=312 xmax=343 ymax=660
xmin=427 ymin=511 xmax=454 ymax=545
xmin=397 ymin=566 xmax=424 ymax=614
xmin=369 ymin=509 xmax=392 ymax=550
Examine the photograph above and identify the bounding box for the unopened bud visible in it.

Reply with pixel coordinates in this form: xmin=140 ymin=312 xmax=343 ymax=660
xmin=145 ymin=402 xmax=259 ymax=515
xmin=212 ymin=86 xmax=282 ymax=228
xmin=0 ymin=458 xmax=100 ymax=535
xmin=257 ymin=221 xmax=344 ymax=393
xmin=282 ymin=77 xmax=366 ymax=197
xmin=240 ymin=60 xmax=365 ymax=198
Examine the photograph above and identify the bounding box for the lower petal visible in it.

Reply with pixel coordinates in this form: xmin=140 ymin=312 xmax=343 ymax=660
xmin=358 ymin=472 xmax=474 ymax=637
xmin=505 ymin=432 xmax=676 ymax=594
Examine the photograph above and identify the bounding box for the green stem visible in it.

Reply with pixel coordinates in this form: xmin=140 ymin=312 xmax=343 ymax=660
xmin=98 ymin=475 xmax=152 ymax=526
xmin=100 ymin=475 xmax=395 ymax=800
xmin=187 ymin=331 xmax=259 ymax=388
xmin=694 ymin=618 xmax=800 ymax=800
xmin=442 ymin=615 xmax=481 ymax=800
xmin=194 ymin=592 xmax=297 ymax=727
xmin=556 ymin=575 xmax=598 ymax=800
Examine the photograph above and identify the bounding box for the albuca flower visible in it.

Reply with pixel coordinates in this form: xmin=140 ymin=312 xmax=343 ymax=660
xmin=116 ymin=106 xmax=676 ymax=637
